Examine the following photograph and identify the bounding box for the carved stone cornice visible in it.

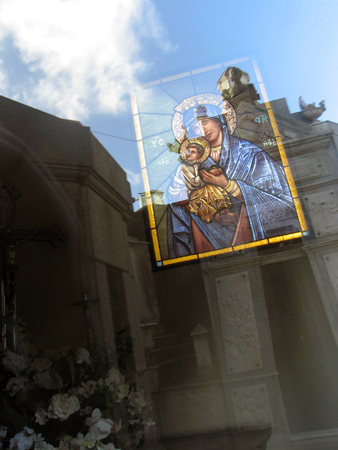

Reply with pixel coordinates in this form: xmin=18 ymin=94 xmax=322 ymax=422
xmin=265 ymin=131 xmax=333 ymax=161
xmin=201 ymin=236 xmax=338 ymax=275
xmin=301 ymin=236 xmax=338 ymax=254
xmin=201 ymin=247 xmax=303 ymax=275
xmin=283 ymin=131 xmax=333 ymax=157
xmin=36 ymin=162 xmax=133 ymax=221
xmin=297 ymin=178 xmax=338 ymax=192
xmin=223 ymin=371 xmax=279 ymax=385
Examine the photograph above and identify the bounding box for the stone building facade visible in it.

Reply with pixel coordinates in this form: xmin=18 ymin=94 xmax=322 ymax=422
xmin=0 ymin=95 xmax=150 ymax=376
xmin=2 ymin=93 xmax=338 ymax=450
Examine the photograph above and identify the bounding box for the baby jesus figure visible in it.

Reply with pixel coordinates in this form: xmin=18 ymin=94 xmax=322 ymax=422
xmin=178 ymin=137 xmax=232 ymax=223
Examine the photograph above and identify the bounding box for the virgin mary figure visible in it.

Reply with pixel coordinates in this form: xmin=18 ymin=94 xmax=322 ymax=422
xmin=167 ymin=101 xmax=301 ymax=258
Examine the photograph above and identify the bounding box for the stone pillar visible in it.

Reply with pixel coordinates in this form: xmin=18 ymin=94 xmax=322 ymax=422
xmin=302 ymin=189 xmax=338 ymax=349
xmin=202 ymin=260 xmax=291 ymax=450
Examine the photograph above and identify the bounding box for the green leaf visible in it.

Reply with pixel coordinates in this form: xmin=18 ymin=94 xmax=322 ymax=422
xmin=0 ymin=394 xmax=31 ymax=434
xmin=65 ymin=353 xmax=76 ymax=387
xmin=49 ymin=368 xmax=63 ymax=391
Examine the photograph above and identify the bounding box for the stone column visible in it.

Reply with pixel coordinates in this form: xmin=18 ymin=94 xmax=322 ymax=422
xmin=202 ymin=260 xmax=291 ymax=450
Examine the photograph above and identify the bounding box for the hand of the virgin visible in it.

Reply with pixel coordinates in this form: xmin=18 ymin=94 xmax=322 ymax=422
xmin=175 ymin=199 xmax=189 ymax=206
xmin=200 ymin=169 xmax=228 ymax=187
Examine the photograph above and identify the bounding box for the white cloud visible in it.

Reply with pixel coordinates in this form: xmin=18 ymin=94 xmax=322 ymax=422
xmin=0 ymin=0 xmax=175 ymax=119
xmin=0 ymin=58 xmax=7 ymax=91
xmin=125 ymin=168 xmax=142 ymax=187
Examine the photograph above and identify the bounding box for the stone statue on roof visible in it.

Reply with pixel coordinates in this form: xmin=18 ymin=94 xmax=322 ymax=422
xmin=217 ymin=67 xmax=260 ymax=108
xmin=299 ymin=96 xmax=326 ymax=121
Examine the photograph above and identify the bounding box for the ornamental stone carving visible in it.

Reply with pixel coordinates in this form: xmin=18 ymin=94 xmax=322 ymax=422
xmin=305 ymin=190 xmax=338 ymax=237
xmin=289 ymin=155 xmax=327 ymax=182
xmin=158 ymin=385 xmax=225 ymax=438
xmin=216 ymin=272 xmax=262 ymax=374
xmin=231 ymin=384 xmax=273 ymax=429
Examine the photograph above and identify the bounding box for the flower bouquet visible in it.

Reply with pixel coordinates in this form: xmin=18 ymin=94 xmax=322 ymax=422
xmin=0 ymin=333 xmax=154 ymax=450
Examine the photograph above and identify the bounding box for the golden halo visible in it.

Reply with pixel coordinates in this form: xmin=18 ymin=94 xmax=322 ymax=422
xmin=172 ymin=94 xmax=236 ymax=143
xmin=179 ymin=137 xmax=211 ymax=163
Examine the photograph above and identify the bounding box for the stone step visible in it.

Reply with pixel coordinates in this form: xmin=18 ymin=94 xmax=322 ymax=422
xmin=147 ymin=342 xmax=193 ymax=366
xmin=151 ymin=324 xmax=165 ymax=337
xmin=152 ymin=333 xmax=178 ymax=349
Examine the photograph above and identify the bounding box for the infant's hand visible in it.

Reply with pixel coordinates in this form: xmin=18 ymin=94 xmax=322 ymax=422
xmin=200 ymin=169 xmax=229 ymax=187
xmin=208 ymin=167 xmax=223 ymax=176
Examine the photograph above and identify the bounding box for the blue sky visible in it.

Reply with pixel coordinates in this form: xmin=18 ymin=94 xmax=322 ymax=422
xmin=0 ymin=0 xmax=337 ymax=201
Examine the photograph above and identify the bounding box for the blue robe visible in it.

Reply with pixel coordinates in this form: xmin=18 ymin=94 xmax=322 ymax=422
xmin=167 ymin=131 xmax=300 ymax=258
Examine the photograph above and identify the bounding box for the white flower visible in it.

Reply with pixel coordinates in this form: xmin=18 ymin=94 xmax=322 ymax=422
xmin=115 ymin=383 xmax=129 ymax=402
xmin=35 ymin=407 xmax=48 ymax=425
xmin=2 ymin=351 xmax=29 ymax=376
xmin=30 ymin=358 xmax=52 ymax=373
xmin=10 ymin=427 xmax=36 ymax=450
xmin=97 ymin=443 xmax=120 ymax=450
xmin=75 ymin=380 xmax=97 ymax=398
xmin=97 ymin=378 xmax=105 ymax=387
xmin=33 ymin=371 xmax=62 ymax=390
xmin=105 ymin=368 xmax=124 ymax=386
xmin=48 ymin=394 xmax=80 ymax=421
xmin=145 ymin=418 xmax=156 ymax=427
xmin=71 ymin=433 xmax=96 ymax=449
xmin=79 ymin=406 xmax=93 ymax=416
xmin=34 ymin=442 xmax=55 ymax=450
xmin=57 ymin=435 xmax=72 ymax=448
xmin=70 ymin=433 xmax=85 ymax=446
xmin=110 ymin=420 xmax=122 ymax=435
xmin=80 ymin=433 xmax=96 ymax=449
xmin=6 ymin=376 xmax=29 ymax=396
xmin=128 ymin=391 xmax=146 ymax=412
xmin=75 ymin=347 xmax=90 ymax=365
xmin=32 ymin=434 xmax=53 ymax=449
xmin=128 ymin=419 xmax=140 ymax=425
xmin=85 ymin=408 xmax=114 ymax=441
xmin=85 ymin=408 xmax=102 ymax=427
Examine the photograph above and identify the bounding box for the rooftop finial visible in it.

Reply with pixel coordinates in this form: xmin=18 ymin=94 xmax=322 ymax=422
xmin=299 ymin=96 xmax=326 ymax=121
